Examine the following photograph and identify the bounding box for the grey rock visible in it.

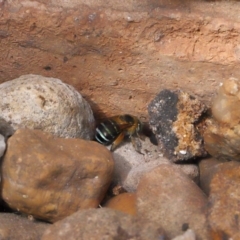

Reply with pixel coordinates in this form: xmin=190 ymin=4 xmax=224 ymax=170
xmin=0 ymin=118 xmax=14 ymax=139
xmin=0 ymin=134 xmax=6 ymax=158
xmin=172 ymin=229 xmax=196 ymax=240
xmin=0 ymin=213 xmax=49 ymax=240
xmin=41 ymin=208 xmax=166 ymax=240
xmin=0 ymin=74 xmax=95 ymax=139
xmin=112 ymin=137 xmax=199 ymax=192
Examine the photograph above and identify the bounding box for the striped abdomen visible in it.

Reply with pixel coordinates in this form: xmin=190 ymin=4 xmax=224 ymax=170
xmin=95 ymin=119 xmax=120 ymax=145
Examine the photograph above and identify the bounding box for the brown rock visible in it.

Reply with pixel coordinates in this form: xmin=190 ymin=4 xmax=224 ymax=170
xmin=104 ymin=192 xmax=136 ymax=215
xmin=199 ymin=157 xmax=227 ymax=196
xmin=204 ymin=78 xmax=240 ymax=161
xmin=136 ymin=164 xmax=210 ymax=239
xmin=41 ymin=208 xmax=166 ymax=240
xmin=208 ymin=161 xmax=240 ymax=239
xmin=1 ymin=129 xmax=114 ymax=223
xmin=0 ymin=213 xmax=49 ymax=240
xmin=148 ymin=89 xmax=207 ymax=162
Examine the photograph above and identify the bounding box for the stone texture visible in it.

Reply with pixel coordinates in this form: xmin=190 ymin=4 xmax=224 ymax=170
xmin=204 ymin=77 xmax=240 ymax=161
xmin=0 ymin=118 xmax=14 ymax=197
xmin=0 ymin=1 xmax=240 ymax=119
xmin=198 ymin=157 xmax=227 ymax=196
xmin=148 ymin=89 xmax=207 ymax=162
xmin=103 ymin=192 xmax=136 ymax=215
xmin=208 ymin=161 xmax=240 ymax=239
xmin=112 ymin=136 xmax=199 ymax=192
xmin=0 ymin=117 xmax=15 ymax=160
xmin=0 ymin=74 xmax=95 ymax=139
xmin=1 ymin=128 xmax=114 ymax=223
xmin=0 ymin=118 xmax=14 ymax=139
xmin=41 ymin=208 xmax=166 ymax=240
xmin=0 ymin=213 xmax=49 ymax=240
xmin=0 ymin=134 xmax=6 ymax=158
xmin=136 ymin=164 xmax=210 ymax=239
xmin=171 ymin=229 xmax=196 ymax=240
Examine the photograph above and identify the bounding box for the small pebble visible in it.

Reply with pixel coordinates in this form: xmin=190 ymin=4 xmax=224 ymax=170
xmin=104 ymin=192 xmax=136 ymax=215
xmin=0 ymin=134 xmax=6 ymax=158
xmin=204 ymin=77 xmax=240 ymax=161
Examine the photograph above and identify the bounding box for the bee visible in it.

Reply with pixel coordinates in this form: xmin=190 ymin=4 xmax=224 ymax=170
xmin=95 ymin=114 xmax=142 ymax=152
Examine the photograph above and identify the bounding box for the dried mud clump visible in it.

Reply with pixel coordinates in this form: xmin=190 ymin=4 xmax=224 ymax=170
xmin=204 ymin=77 xmax=240 ymax=161
xmin=148 ymin=89 xmax=208 ymax=162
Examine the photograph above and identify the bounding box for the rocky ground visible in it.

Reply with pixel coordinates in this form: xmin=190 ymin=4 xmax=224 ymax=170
xmin=1 ymin=0 xmax=240 ymax=239
xmin=0 ymin=75 xmax=239 ymax=239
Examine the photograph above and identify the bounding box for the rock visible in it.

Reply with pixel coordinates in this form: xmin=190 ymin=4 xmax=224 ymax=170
xmin=0 ymin=74 xmax=95 ymax=139
xmin=1 ymin=128 xmax=114 ymax=223
xmin=171 ymin=229 xmax=196 ymax=240
xmin=111 ymin=137 xmax=199 ymax=192
xmin=148 ymin=89 xmax=208 ymax=162
xmin=198 ymin=157 xmax=227 ymax=196
xmin=103 ymin=192 xmax=136 ymax=215
xmin=136 ymin=164 xmax=210 ymax=239
xmin=0 ymin=213 xmax=49 ymax=240
xmin=208 ymin=161 xmax=240 ymax=239
xmin=0 ymin=117 xmax=14 ymax=158
xmin=0 ymin=117 xmax=14 ymax=139
xmin=204 ymin=77 xmax=240 ymax=161
xmin=0 ymin=134 xmax=6 ymax=158
xmin=41 ymin=208 xmax=166 ymax=240
xmin=212 ymin=78 xmax=240 ymax=126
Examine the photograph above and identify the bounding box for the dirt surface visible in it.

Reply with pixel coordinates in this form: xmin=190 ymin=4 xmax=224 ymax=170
xmin=0 ymin=0 xmax=240 ymax=119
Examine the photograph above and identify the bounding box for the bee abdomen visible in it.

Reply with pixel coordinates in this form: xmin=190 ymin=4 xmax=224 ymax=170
xmin=95 ymin=119 xmax=120 ymax=145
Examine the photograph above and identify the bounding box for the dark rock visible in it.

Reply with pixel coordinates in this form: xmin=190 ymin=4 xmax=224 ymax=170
xmin=148 ymin=89 xmax=208 ymax=162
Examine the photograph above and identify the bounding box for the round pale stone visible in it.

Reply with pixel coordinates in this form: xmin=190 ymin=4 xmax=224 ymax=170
xmin=0 ymin=74 xmax=95 ymax=139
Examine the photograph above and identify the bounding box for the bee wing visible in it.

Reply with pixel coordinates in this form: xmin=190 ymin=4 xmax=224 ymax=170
xmin=108 ymin=115 xmax=134 ymax=131
xmin=115 ymin=122 xmax=133 ymax=131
